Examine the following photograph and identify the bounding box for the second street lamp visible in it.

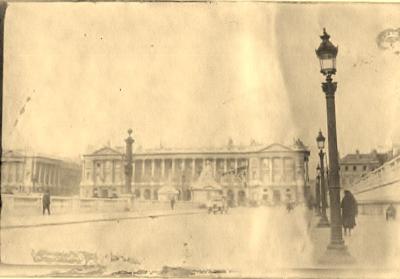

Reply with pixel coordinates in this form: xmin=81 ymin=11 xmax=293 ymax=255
xmin=315 ymin=166 xmax=321 ymax=216
xmin=316 ymin=130 xmax=330 ymax=227
xmin=315 ymin=28 xmax=354 ymax=263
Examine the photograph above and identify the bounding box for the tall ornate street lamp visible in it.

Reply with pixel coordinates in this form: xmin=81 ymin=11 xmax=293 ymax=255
xmin=315 ymin=28 xmax=354 ymax=263
xmin=125 ymin=129 xmax=134 ymax=194
xmin=315 ymin=166 xmax=321 ymax=216
xmin=316 ymin=130 xmax=330 ymax=227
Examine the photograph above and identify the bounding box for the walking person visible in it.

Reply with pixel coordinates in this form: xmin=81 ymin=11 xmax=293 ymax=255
xmin=386 ymin=204 xmax=396 ymax=221
xmin=341 ymin=190 xmax=358 ymax=236
xmin=170 ymin=197 xmax=175 ymax=210
xmin=42 ymin=189 xmax=51 ymax=215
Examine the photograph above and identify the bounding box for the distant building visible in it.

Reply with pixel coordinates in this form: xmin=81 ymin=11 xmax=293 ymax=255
xmin=1 ymin=150 xmax=81 ymax=196
xmin=80 ymin=139 xmax=310 ymax=206
xmin=340 ymin=149 xmax=389 ymax=189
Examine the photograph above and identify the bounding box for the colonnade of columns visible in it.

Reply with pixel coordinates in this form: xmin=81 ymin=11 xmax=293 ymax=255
xmin=131 ymin=155 xmax=305 ymax=185
xmin=33 ymin=162 xmax=61 ymax=188
xmin=1 ymin=161 xmax=24 ymax=185
xmin=1 ymin=160 xmax=62 ymax=190
xmin=133 ymin=157 xmax=249 ymax=184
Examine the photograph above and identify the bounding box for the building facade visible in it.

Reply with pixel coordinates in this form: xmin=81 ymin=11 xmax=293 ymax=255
xmin=340 ymin=149 xmax=388 ymax=189
xmin=1 ymin=150 xmax=81 ymax=196
xmin=80 ymin=140 xmax=310 ymax=205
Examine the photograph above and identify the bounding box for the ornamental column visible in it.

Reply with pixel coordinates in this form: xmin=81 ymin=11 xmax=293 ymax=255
xmin=124 ymin=129 xmax=134 ymax=194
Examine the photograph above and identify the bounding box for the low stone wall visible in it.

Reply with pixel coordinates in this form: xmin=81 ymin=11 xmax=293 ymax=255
xmin=358 ymin=200 xmax=399 ymax=216
xmin=1 ymin=194 xmax=201 ymax=216
xmin=133 ymin=200 xmax=201 ymax=211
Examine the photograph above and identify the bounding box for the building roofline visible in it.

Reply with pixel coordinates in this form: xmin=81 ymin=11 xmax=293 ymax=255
xmin=83 ymin=143 xmax=310 ymax=157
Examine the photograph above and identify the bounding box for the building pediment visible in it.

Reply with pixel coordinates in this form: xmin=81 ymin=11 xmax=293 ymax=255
xmin=91 ymin=146 xmax=122 ymax=156
xmin=257 ymin=143 xmax=294 ymax=153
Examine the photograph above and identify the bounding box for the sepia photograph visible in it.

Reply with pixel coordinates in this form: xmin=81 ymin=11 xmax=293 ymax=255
xmin=0 ymin=1 xmax=400 ymax=277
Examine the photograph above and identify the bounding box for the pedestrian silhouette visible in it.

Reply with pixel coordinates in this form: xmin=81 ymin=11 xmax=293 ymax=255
xmin=386 ymin=204 xmax=396 ymax=221
xmin=42 ymin=189 xmax=51 ymax=215
xmin=341 ymin=190 xmax=357 ymax=236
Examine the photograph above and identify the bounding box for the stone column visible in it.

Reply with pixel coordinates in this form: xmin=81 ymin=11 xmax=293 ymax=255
xmin=214 ymin=158 xmax=217 ymax=177
xmin=282 ymin=158 xmax=286 ymax=182
xmin=47 ymin=165 xmax=51 ymax=186
xmin=50 ymin=165 xmax=53 ymax=186
xmin=38 ymin=163 xmax=42 ymax=187
xmin=270 ymin=158 xmax=274 ymax=183
xmin=43 ymin=164 xmax=47 ymax=186
xmin=151 ymin=159 xmax=155 ymax=179
xmin=161 ymin=159 xmax=165 ymax=179
xmin=103 ymin=160 xmax=108 ymax=185
xmin=51 ymin=165 xmax=55 ymax=187
xmin=54 ymin=167 xmax=57 ymax=187
xmin=92 ymin=160 xmax=96 ymax=185
xmin=57 ymin=167 xmax=61 ymax=187
xmin=14 ymin=162 xmax=18 ymax=185
xmin=192 ymin=158 xmax=196 ymax=177
xmin=112 ymin=160 xmax=115 ymax=183
xmin=181 ymin=158 xmax=185 ymax=173
xmin=55 ymin=166 xmax=60 ymax=187
xmin=142 ymin=159 xmax=146 ymax=182
xmin=31 ymin=159 xmax=37 ymax=190
xmin=234 ymin=158 xmax=238 ymax=174
xmin=172 ymin=159 xmax=175 ymax=181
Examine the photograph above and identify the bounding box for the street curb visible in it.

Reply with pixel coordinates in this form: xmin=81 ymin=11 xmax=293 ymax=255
xmin=1 ymin=210 xmax=205 ymax=230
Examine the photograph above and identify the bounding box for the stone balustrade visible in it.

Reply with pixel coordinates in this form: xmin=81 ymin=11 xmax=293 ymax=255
xmin=351 ymin=155 xmax=400 ymax=215
xmin=1 ymin=194 xmax=200 ymax=216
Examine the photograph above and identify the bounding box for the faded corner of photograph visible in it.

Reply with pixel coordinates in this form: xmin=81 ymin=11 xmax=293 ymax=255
xmin=1 ymin=1 xmax=400 ymax=278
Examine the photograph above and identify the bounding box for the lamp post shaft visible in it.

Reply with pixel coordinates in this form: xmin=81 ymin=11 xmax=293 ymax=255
xmin=323 ymin=78 xmax=344 ymax=246
xmin=318 ymin=149 xmax=330 ymax=227
xmin=315 ymin=175 xmax=321 ymax=216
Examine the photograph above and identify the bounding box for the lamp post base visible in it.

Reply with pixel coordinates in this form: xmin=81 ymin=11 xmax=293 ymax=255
xmin=318 ymin=243 xmax=356 ymax=265
xmin=317 ymin=214 xmax=330 ymax=227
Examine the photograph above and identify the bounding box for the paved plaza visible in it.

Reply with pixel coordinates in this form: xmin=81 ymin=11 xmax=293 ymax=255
xmin=0 ymin=206 xmax=399 ymax=277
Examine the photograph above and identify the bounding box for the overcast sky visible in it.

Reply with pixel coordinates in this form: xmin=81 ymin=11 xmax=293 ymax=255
xmin=3 ymin=3 xmax=400 ymax=172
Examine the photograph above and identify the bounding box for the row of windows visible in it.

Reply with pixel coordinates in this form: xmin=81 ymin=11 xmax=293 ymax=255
xmin=342 ymin=165 xmax=369 ymax=172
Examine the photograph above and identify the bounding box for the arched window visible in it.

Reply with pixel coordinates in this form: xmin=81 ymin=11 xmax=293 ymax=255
xmin=134 ymin=189 xmax=141 ymax=198
xmin=144 ymin=189 xmax=151 ymax=200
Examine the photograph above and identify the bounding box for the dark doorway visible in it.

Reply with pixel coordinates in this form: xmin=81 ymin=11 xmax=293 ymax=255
xmin=227 ymin=190 xmax=235 ymax=207
xmin=273 ymin=190 xmax=281 ymax=204
xmin=238 ymin=190 xmax=246 ymax=206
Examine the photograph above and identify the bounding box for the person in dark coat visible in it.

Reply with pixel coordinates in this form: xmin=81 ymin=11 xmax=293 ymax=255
xmin=386 ymin=204 xmax=396 ymax=221
xmin=42 ymin=190 xmax=51 ymax=215
xmin=170 ymin=197 xmax=175 ymax=210
xmin=341 ymin=190 xmax=357 ymax=236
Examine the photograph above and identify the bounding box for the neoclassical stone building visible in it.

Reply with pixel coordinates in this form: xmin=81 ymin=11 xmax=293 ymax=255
xmin=1 ymin=150 xmax=81 ymax=196
xmin=80 ymin=140 xmax=310 ymax=205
